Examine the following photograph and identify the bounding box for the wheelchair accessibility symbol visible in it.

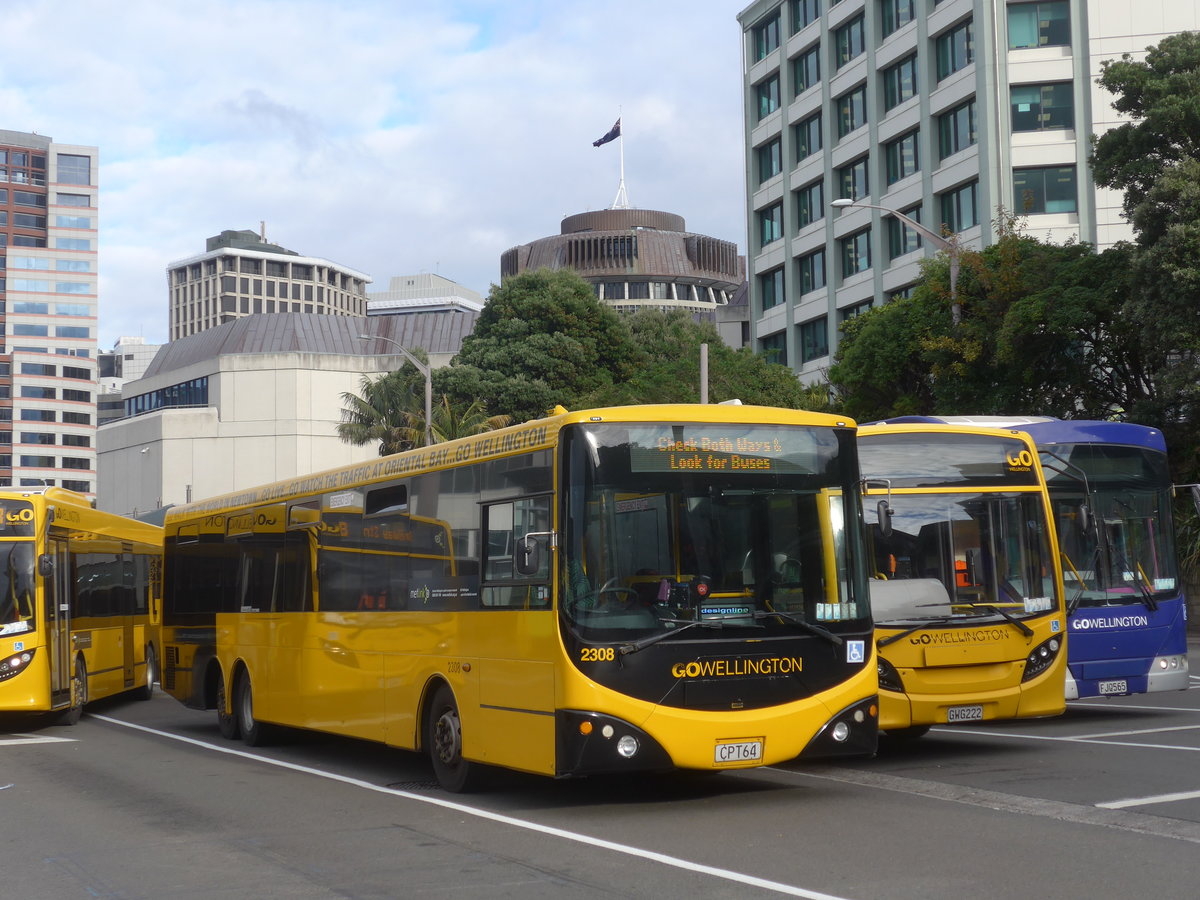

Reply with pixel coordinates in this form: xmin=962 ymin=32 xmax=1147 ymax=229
xmin=846 ymin=640 xmax=865 ymax=663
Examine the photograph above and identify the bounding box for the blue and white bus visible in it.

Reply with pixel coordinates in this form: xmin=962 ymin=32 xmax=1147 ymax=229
xmin=883 ymin=417 xmax=1189 ymax=700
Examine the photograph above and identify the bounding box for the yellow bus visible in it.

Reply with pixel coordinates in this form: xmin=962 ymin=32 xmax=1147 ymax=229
xmin=0 ymin=487 xmax=163 ymax=724
xmin=161 ymin=404 xmax=878 ymax=790
xmin=858 ymin=423 xmax=1067 ymax=739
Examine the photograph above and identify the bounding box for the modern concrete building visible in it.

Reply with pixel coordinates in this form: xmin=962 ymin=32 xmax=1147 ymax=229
xmin=368 ymin=273 xmax=485 ymax=316
xmin=0 ymin=129 xmax=99 ymax=494
xmin=166 ymin=228 xmax=371 ymax=341
xmin=96 ymin=312 xmax=477 ymax=516
xmin=737 ymin=0 xmax=1200 ymax=380
xmin=501 ymin=208 xmax=750 ymax=347
xmin=98 ymin=336 xmax=164 ymax=425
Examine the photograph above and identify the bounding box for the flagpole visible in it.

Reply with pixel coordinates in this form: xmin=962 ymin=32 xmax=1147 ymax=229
xmin=612 ymin=110 xmax=629 ymax=209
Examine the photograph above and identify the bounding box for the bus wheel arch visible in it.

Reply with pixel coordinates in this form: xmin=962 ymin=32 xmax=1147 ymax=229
xmin=210 ymin=660 xmax=239 ymax=740
xmin=424 ymin=680 xmax=485 ymax=793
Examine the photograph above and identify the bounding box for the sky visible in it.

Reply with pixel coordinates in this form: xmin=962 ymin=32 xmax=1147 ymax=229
xmin=0 ymin=0 xmax=751 ymax=348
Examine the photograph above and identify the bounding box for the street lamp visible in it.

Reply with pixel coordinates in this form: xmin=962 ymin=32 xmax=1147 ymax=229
xmin=831 ymin=198 xmax=962 ymax=327
xmin=357 ymin=333 xmax=433 ymax=448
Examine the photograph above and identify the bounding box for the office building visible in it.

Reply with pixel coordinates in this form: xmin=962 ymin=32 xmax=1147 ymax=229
xmin=0 ymin=129 xmax=99 ymax=494
xmin=368 ymin=273 xmax=484 ymax=316
xmin=166 ymin=228 xmax=371 ymax=340
xmin=737 ymin=0 xmax=1200 ymax=379
xmin=98 ymin=336 xmax=164 ymax=425
xmin=501 ymin=208 xmax=750 ymax=348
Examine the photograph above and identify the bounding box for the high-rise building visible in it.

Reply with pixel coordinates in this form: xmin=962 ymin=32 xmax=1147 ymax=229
xmin=737 ymin=0 xmax=1200 ymax=379
xmin=0 ymin=129 xmax=99 ymax=494
xmin=166 ymin=228 xmax=371 ymax=340
xmin=501 ymin=208 xmax=750 ymax=348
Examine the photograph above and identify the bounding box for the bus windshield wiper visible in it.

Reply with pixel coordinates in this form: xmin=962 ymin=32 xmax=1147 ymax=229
xmin=955 ymin=602 xmax=1034 ymax=637
xmin=618 ymin=617 xmax=724 ymax=656
xmin=877 ymin=617 xmax=952 ymax=647
xmin=754 ymin=610 xmax=843 ymax=646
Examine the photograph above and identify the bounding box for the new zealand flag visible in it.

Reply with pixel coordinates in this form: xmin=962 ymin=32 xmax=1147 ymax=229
xmin=592 ymin=118 xmax=621 ymax=147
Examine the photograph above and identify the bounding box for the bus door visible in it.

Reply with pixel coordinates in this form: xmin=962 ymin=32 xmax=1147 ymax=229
xmin=122 ymin=545 xmax=137 ymax=690
xmin=47 ymin=537 xmax=73 ymax=708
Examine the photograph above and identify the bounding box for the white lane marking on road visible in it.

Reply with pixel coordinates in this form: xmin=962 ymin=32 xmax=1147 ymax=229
xmin=0 ymin=734 xmax=75 ymax=747
xmin=1069 ymin=724 xmax=1200 ymax=740
xmin=1072 ymin=701 xmax=1200 ymax=712
xmin=1097 ymin=789 xmax=1200 ymax=809
xmin=928 ymin=727 xmax=1200 ymax=752
xmin=94 ymin=715 xmax=851 ymax=900
xmin=774 ymin=765 xmax=1200 ymax=844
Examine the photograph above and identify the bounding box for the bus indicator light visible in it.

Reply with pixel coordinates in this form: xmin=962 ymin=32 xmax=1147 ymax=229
xmin=579 ymin=721 xmax=593 ymax=736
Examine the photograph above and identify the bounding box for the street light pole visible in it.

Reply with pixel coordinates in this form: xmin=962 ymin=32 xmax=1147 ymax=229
xmin=358 ymin=333 xmax=433 ymax=448
xmin=831 ymin=198 xmax=962 ymax=327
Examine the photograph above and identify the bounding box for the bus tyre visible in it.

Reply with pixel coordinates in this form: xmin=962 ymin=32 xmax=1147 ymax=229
xmin=57 ymin=657 xmax=87 ymax=726
xmin=134 ymin=646 xmax=156 ymax=701
xmin=427 ymin=684 xmax=484 ymax=793
xmin=234 ymin=671 xmax=274 ymax=747
xmin=216 ymin=667 xmax=239 ymax=740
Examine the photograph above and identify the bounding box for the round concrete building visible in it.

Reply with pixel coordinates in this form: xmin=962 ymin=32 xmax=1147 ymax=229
xmin=500 ymin=208 xmax=745 ymax=315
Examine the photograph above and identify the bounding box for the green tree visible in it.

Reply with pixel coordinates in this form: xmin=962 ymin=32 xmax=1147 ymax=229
xmin=583 ymin=309 xmax=814 ymax=409
xmin=1091 ymin=30 xmax=1200 ymax=217
xmin=429 ymin=395 xmax=512 ymax=442
xmin=337 ymin=364 xmax=426 ymax=455
xmin=439 ymin=268 xmax=641 ymax=422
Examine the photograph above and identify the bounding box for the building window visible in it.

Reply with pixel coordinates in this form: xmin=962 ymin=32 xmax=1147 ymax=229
xmin=20 ymin=386 xmax=56 ymax=400
xmin=13 ymin=324 xmax=49 ymax=337
xmin=837 ymin=156 xmax=870 ymax=200
xmin=756 ymin=75 xmax=781 ymax=120
xmin=796 ymin=180 xmax=825 ymax=229
xmin=839 ymin=300 xmax=873 ymax=323
xmin=760 ymin=331 xmax=788 ymax=366
xmin=57 ymin=193 xmax=91 ymax=207
xmin=798 ymin=248 xmax=827 ymax=295
xmin=885 ymin=130 xmax=920 ymax=184
xmin=836 ymin=85 xmax=868 ymax=139
xmin=940 ymin=180 xmax=979 ymax=232
xmin=793 ymin=44 xmax=821 ymax=95
xmin=759 ymin=202 xmax=784 ymax=248
xmin=760 ymin=267 xmax=786 ymax=311
xmin=881 ymin=0 xmax=915 ymax=37
xmin=793 ymin=0 xmax=820 ymax=33
xmin=62 ymin=434 xmax=90 ymax=447
xmin=758 ymin=138 xmax=783 ymax=183
xmin=1011 ymin=82 xmax=1073 ymax=131
xmin=835 ymin=15 xmax=866 ymax=69
xmin=753 ymin=12 xmax=782 ymax=60
xmin=840 ymin=229 xmax=872 ymax=277
xmin=1014 ymin=165 xmax=1077 ymax=214
xmin=1008 ymin=1 xmax=1069 ymax=49
xmin=883 ymin=55 xmax=918 ymax=110
xmin=887 ymin=206 xmax=924 ymax=259
xmin=936 ymin=19 xmax=974 ymax=81
xmin=937 ymin=98 xmax=977 ymax=160
xmin=800 ymin=316 xmax=829 ymax=363
xmin=20 ymin=456 xmax=55 ymax=468
xmin=795 ymin=113 xmax=823 ymax=162
xmin=57 ymin=154 xmax=91 ymax=185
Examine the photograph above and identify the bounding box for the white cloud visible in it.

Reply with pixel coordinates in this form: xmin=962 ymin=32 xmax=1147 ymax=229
xmin=1 ymin=0 xmax=747 ymax=347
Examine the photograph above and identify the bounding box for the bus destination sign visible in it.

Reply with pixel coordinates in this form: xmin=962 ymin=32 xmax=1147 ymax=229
xmin=628 ymin=427 xmax=820 ymax=475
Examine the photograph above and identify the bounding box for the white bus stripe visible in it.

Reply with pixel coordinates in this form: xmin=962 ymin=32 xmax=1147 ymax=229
xmin=93 ymin=715 xmax=850 ymax=900
xmin=1097 ymin=789 xmax=1200 ymax=810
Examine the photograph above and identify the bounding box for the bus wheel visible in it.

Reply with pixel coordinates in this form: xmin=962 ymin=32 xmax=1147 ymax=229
xmin=57 ymin=657 xmax=88 ymax=726
xmin=234 ymin=671 xmax=274 ymax=747
xmin=134 ymin=646 xmax=156 ymax=701
xmin=427 ymin=684 xmax=485 ymax=792
xmin=216 ymin=667 xmax=239 ymax=740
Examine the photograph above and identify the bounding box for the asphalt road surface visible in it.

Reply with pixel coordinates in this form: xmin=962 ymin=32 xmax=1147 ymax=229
xmin=4 ymin=644 xmax=1199 ymax=899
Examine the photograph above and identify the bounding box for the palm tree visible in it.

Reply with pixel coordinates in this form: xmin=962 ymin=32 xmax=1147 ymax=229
xmin=337 ymin=370 xmax=423 ymax=456
xmin=429 ymin=395 xmax=511 ymax=443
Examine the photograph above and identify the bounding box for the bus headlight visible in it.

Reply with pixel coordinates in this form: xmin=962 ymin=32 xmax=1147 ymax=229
xmin=831 ymin=721 xmax=850 ymax=743
xmin=616 ymin=735 xmax=640 ymax=758
xmin=1022 ymin=637 xmax=1062 ymax=682
xmin=0 ymin=650 xmax=34 ymax=682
